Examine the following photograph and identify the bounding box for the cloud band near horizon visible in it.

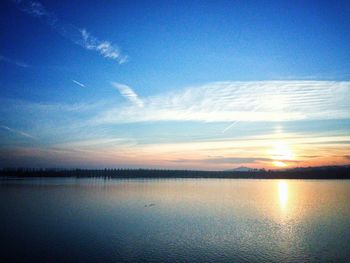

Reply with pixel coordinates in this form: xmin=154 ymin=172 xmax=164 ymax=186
xmin=95 ymin=80 xmax=350 ymax=125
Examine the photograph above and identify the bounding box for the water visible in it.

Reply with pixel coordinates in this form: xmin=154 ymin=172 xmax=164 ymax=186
xmin=1 ymin=178 xmax=350 ymax=262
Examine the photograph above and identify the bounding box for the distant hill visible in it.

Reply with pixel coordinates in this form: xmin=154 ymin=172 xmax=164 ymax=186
xmin=226 ymin=166 xmax=259 ymax=172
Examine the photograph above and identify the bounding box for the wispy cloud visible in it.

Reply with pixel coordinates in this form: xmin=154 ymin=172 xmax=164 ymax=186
xmin=0 ymin=125 xmax=34 ymax=139
xmin=13 ymin=0 xmax=49 ymax=16
xmin=112 ymin=82 xmax=144 ymax=107
xmin=1 ymin=80 xmax=349 ymax=169
xmin=11 ymin=131 xmax=349 ymax=169
xmin=80 ymin=30 xmax=127 ymax=64
xmin=94 ymin=81 xmax=350 ymax=124
xmin=0 ymin=55 xmax=29 ymax=68
xmin=13 ymin=0 xmax=127 ymax=64
xmin=72 ymin=80 xmax=86 ymax=88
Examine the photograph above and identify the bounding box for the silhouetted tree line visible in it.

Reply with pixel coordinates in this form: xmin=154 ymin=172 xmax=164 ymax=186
xmin=0 ymin=166 xmax=350 ymax=179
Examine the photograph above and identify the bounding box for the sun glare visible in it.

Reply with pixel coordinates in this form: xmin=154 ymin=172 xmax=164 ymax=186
xmin=270 ymin=141 xmax=294 ymax=168
xmin=273 ymin=161 xmax=287 ymax=167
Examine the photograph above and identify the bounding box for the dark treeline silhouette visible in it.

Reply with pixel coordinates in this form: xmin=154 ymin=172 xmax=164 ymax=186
xmin=1 ymin=166 xmax=350 ymax=179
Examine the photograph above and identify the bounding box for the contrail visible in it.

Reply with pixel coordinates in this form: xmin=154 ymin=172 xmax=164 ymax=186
xmin=72 ymin=80 xmax=86 ymax=88
xmin=0 ymin=125 xmax=35 ymax=139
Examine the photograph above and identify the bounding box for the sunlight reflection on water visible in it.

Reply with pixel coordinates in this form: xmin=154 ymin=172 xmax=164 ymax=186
xmin=1 ymin=178 xmax=350 ymax=263
xmin=278 ymin=180 xmax=288 ymax=210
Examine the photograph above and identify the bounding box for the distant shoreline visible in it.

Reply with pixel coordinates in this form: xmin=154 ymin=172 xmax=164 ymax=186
xmin=1 ymin=166 xmax=350 ymax=179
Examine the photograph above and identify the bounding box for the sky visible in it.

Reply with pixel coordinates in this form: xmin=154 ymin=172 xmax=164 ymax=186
xmin=1 ymin=0 xmax=350 ymax=170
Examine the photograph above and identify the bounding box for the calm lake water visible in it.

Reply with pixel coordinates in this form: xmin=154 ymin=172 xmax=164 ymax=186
xmin=1 ymin=178 xmax=350 ymax=263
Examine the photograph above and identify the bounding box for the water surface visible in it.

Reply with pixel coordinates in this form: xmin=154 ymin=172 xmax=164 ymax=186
xmin=1 ymin=178 xmax=350 ymax=262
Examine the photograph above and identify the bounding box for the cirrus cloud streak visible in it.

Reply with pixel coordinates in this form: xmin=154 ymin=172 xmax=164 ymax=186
xmin=95 ymin=81 xmax=350 ymax=125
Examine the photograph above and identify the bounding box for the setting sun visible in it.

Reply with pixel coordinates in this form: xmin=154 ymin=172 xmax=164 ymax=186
xmin=270 ymin=141 xmax=294 ymax=167
xmin=273 ymin=161 xmax=287 ymax=167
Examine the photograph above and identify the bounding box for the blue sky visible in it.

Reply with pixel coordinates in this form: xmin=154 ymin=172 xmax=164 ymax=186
xmin=1 ymin=0 xmax=350 ymax=169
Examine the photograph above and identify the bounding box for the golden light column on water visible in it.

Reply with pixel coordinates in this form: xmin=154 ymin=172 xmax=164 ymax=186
xmin=278 ymin=181 xmax=288 ymax=209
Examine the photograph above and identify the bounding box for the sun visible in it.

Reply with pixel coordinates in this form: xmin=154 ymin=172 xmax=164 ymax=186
xmin=269 ymin=141 xmax=294 ymax=168
xmin=273 ymin=161 xmax=288 ymax=167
